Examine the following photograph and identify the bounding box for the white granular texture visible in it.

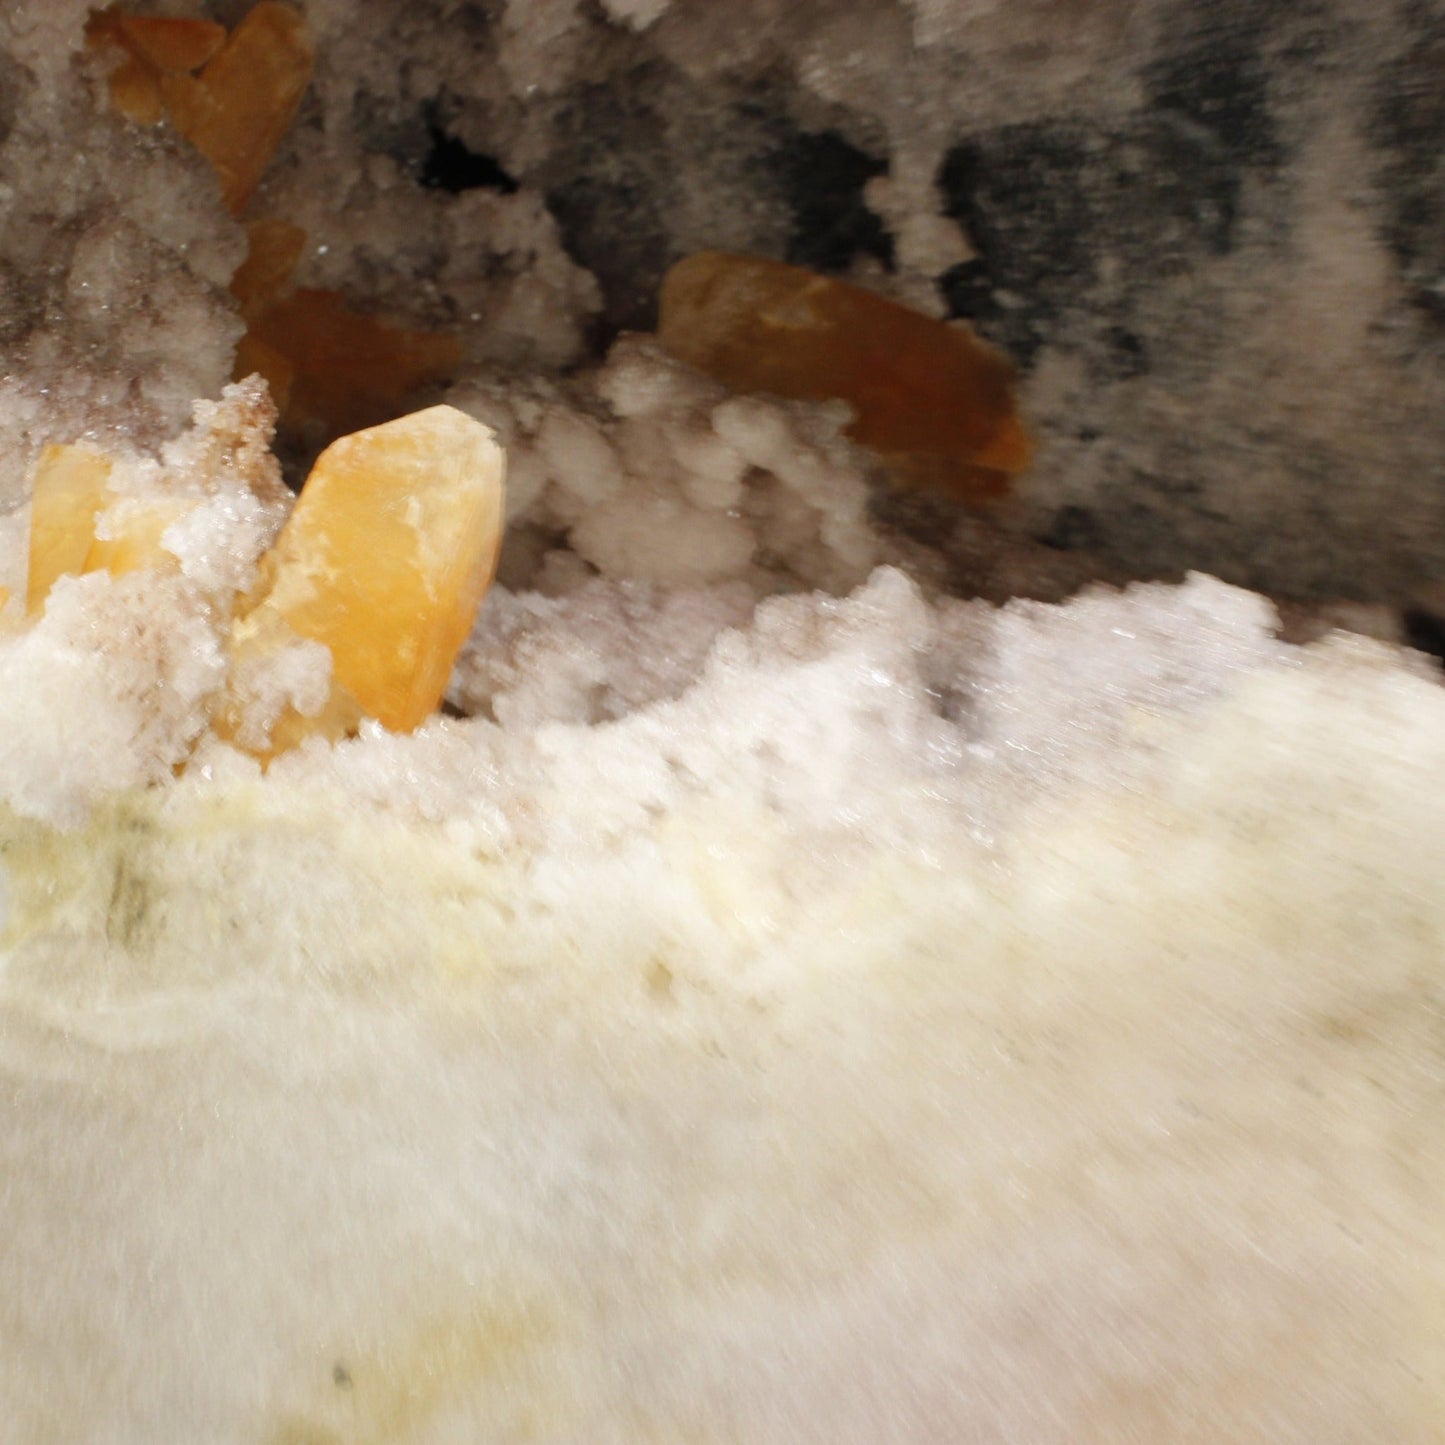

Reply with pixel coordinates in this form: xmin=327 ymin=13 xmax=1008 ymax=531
xmin=0 ymin=574 xmax=1442 ymax=1441
xmin=0 ymin=1 xmax=1443 ymax=1438
xmin=452 ymin=338 xmax=882 ymax=595
xmin=0 ymin=570 xmax=225 ymax=825
xmin=0 ymin=381 xmax=1442 ymax=1445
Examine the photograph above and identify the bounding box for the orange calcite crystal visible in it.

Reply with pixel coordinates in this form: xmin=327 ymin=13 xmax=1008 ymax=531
xmin=159 ymin=2 xmax=313 ymax=216
xmin=658 ymin=252 xmax=1033 ymax=504
xmin=112 ymin=13 xmax=226 ymax=72
xmin=230 ymin=220 xmax=461 ymax=441
xmin=86 ymin=8 xmax=228 ymax=127
xmin=105 ymin=58 xmax=164 ymax=125
xmin=86 ymin=9 xmax=227 ymax=71
xmin=26 ymin=444 xmax=114 ymax=614
xmin=26 ymin=445 xmax=199 ymax=610
xmin=230 ymin=218 xmax=308 ymax=319
xmin=242 ymin=289 xmax=464 ymax=441
xmin=233 ymin=406 xmax=505 ymax=736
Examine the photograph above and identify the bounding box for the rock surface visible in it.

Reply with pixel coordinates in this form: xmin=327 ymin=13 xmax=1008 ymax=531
xmin=0 ymin=4 xmax=1443 ymax=1441
xmin=3 ymin=0 xmax=1443 ymax=598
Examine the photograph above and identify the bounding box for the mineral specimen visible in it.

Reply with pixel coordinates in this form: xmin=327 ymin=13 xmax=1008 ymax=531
xmin=231 ymin=219 xmax=462 ymax=443
xmin=658 ymin=251 xmax=1033 ymax=503
xmin=152 ymin=2 xmax=312 ymax=216
xmin=231 ymin=405 xmax=505 ymax=737
xmin=4 ymin=3 xmax=1445 ymax=1438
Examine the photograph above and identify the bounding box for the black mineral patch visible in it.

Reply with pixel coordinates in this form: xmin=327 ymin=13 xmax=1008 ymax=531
xmin=937 ymin=124 xmax=1090 ymax=359
xmin=1144 ymin=9 xmax=1282 ymax=173
xmin=938 ymin=259 xmax=999 ymax=323
xmin=1102 ymin=325 xmax=1149 ymax=379
xmin=772 ymin=127 xmax=893 ymax=274
xmin=936 ymin=3 xmax=1290 ymax=372
xmin=420 ymin=124 xmax=519 ymax=195
xmin=937 ymin=109 xmax=1261 ymax=367
xmin=541 ymin=67 xmax=681 ymax=338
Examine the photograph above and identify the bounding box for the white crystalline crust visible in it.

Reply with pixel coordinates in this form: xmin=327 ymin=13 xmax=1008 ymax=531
xmin=451 ymin=339 xmax=883 ymax=596
xmin=0 ymin=570 xmax=224 ymax=824
xmin=0 ymin=1 xmax=1443 ymax=1437
xmin=2 ymin=386 xmax=1444 ymax=1441
xmin=0 ymin=593 xmax=1443 ymax=1441
xmin=0 ymin=0 xmax=245 ymax=502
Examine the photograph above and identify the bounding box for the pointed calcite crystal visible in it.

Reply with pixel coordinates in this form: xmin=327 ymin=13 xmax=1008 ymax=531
xmin=658 ymin=252 xmax=1033 ymax=504
xmin=232 ymin=405 xmax=506 ymax=736
xmin=158 ymin=2 xmax=313 ymax=216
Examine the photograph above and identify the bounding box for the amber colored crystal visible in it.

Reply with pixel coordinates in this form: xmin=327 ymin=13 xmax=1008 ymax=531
xmin=26 ymin=445 xmax=201 ymax=608
xmin=107 ymin=59 xmax=164 ymax=125
xmin=230 ymin=218 xmax=307 ymax=319
xmin=233 ymin=405 xmax=505 ymax=736
xmin=86 ymin=9 xmax=227 ymax=126
xmin=159 ymin=3 xmax=313 ymax=217
xmin=86 ymin=8 xmax=226 ymax=71
xmin=26 ymin=445 xmax=113 ymax=615
xmin=239 ymin=288 xmax=463 ymax=441
xmin=114 ymin=14 xmax=226 ymax=72
xmin=658 ymin=252 xmax=1033 ymax=504
xmin=229 ymin=220 xmax=460 ymax=441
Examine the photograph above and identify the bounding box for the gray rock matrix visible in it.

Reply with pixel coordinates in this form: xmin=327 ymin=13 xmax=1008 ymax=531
xmin=2 ymin=0 xmax=1443 ymax=600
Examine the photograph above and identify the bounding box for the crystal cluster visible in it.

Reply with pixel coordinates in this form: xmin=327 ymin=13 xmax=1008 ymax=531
xmin=87 ymin=2 xmax=311 ymax=216
xmin=659 ymin=251 xmax=1033 ymax=504
xmin=89 ymin=4 xmax=461 ymax=450
xmin=22 ymin=394 xmax=504 ymax=764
